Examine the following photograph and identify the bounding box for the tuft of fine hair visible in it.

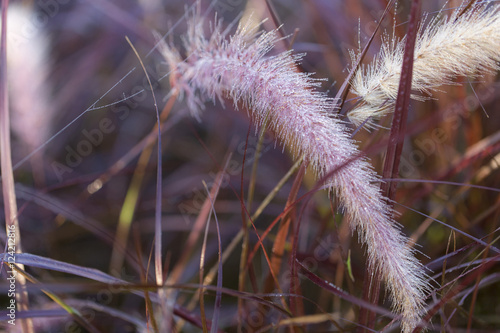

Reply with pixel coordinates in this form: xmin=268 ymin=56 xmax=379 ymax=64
xmin=349 ymin=2 xmax=500 ymax=128
xmin=159 ymin=8 xmax=430 ymax=333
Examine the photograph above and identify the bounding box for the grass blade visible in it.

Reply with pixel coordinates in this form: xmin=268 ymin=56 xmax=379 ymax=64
xmin=361 ymin=1 xmax=422 ymax=330
xmin=0 ymin=2 xmax=33 ymax=331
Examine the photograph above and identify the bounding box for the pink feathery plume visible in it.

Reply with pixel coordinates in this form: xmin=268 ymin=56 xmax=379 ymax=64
xmin=159 ymin=9 xmax=430 ymax=332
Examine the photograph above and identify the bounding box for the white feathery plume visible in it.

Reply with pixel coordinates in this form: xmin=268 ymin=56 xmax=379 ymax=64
xmin=159 ymin=9 xmax=430 ymax=333
xmin=348 ymin=2 xmax=500 ymax=128
xmin=7 ymin=3 xmax=53 ymax=151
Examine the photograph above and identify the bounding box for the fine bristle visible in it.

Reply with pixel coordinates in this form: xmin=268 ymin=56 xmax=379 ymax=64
xmin=349 ymin=2 xmax=500 ymax=128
